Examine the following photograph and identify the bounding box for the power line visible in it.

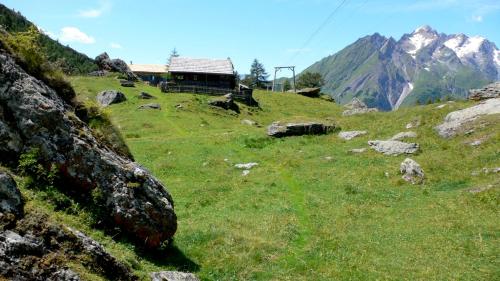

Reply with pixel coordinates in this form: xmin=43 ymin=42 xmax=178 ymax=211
xmin=288 ymin=0 xmax=351 ymax=63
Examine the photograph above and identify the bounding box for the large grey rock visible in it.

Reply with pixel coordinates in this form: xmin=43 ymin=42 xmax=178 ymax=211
xmin=296 ymin=87 xmax=321 ymax=97
xmin=120 ymin=80 xmax=135 ymax=87
xmin=208 ymin=93 xmax=239 ymax=113
xmin=390 ymin=131 xmax=417 ymax=141
xmin=95 ymin=52 xmax=138 ymax=81
xmin=0 ymin=172 xmax=23 ymax=220
xmin=342 ymin=98 xmax=379 ymax=116
xmin=468 ymin=82 xmax=500 ymax=101
xmin=267 ymin=122 xmax=336 ymax=138
xmin=97 ymin=90 xmax=127 ymax=107
xmin=68 ymin=228 xmax=136 ymax=280
xmin=151 ymin=271 xmax=200 ymax=281
xmin=0 ymin=49 xmax=176 ymax=249
xmin=338 ymin=130 xmax=367 ymax=140
xmin=0 ymin=214 xmax=136 ymax=281
xmin=400 ymin=158 xmax=425 ymax=184
xmin=368 ymin=140 xmax=419 ymax=155
xmin=139 ymin=92 xmax=155 ymax=99
xmin=0 ymin=117 xmax=22 ymax=157
xmin=435 ymin=98 xmax=500 ymax=138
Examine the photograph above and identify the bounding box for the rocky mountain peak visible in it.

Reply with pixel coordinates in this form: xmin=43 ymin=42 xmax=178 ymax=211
xmin=400 ymin=25 xmax=440 ymax=58
xmin=413 ymin=25 xmax=437 ymax=35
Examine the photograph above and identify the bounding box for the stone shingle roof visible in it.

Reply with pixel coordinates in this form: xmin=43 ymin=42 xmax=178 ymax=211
xmin=169 ymin=57 xmax=234 ymax=75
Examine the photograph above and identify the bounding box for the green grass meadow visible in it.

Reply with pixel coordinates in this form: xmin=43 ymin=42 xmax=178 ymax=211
xmin=25 ymin=75 xmax=499 ymax=280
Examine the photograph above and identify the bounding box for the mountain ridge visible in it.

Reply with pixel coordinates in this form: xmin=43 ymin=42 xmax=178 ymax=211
xmin=302 ymin=26 xmax=499 ymax=110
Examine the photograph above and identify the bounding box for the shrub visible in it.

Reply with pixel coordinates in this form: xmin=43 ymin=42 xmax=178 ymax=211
xmin=0 ymin=26 xmax=76 ymax=104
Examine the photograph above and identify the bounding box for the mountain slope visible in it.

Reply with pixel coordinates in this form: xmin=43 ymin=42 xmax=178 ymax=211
xmin=303 ymin=26 xmax=500 ymax=110
xmin=0 ymin=3 xmax=97 ymax=74
xmin=70 ymin=75 xmax=499 ymax=280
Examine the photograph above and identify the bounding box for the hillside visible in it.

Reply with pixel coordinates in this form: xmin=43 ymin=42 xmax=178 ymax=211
xmin=0 ymin=3 xmax=97 ymax=74
xmin=302 ymin=26 xmax=499 ymax=110
xmin=67 ymin=75 xmax=499 ymax=280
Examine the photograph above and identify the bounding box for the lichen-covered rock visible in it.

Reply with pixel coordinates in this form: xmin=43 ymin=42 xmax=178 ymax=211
xmin=0 ymin=49 xmax=176 ymax=249
xmin=390 ymin=131 xmax=417 ymax=141
xmin=342 ymin=98 xmax=379 ymax=116
xmin=0 ymin=172 xmax=23 ymax=223
xmin=139 ymin=92 xmax=155 ymax=99
xmin=0 ymin=213 xmax=137 ymax=281
xmin=435 ymin=98 xmax=500 ymax=138
xmin=400 ymin=158 xmax=425 ymax=184
xmin=468 ymin=82 xmax=500 ymax=101
xmin=138 ymin=103 xmax=161 ymax=110
xmin=97 ymin=90 xmax=127 ymax=107
xmin=267 ymin=122 xmax=336 ymax=138
xmin=208 ymin=93 xmax=240 ymax=113
xmin=296 ymin=87 xmax=321 ymax=97
xmin=150 ymin=271 xmax=200 ymax=281
xmin=368 ymin=140 xmax=419 ymax=155
xmin=338 ymin=131 xmax=367 ymax=140
xmin=120 ymin=80 xmax=135 ymax=87
xmin=95 ymin=52 xmax=138 ymax=81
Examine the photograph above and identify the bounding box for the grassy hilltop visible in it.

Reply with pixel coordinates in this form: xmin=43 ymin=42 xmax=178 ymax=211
xmin=27 ymin=75 xmax=499 ymax=280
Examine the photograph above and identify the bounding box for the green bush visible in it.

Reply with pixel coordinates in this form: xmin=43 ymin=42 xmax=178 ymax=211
xmin=0 ymin=26 xmax=76 ymax=104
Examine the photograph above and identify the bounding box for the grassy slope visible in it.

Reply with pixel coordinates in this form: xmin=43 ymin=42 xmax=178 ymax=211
xmin=31 ymin=75 xmax=500 ymax=280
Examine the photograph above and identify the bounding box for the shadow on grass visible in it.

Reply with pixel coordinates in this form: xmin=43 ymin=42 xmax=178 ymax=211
xmin=136 ymin=243 xmax=200 ymax=273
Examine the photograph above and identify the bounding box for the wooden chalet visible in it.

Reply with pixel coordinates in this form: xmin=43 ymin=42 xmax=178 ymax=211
xmin=168 ymin=57 xmax=236 ymax=89
xmin=128 ymin=63 xmax=168 ymax=86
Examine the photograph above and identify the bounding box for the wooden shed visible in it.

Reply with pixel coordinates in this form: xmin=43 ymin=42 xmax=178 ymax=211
xmin=127 ymin=64 xmax=168 ymax=86
xmin=168 ymin=57 xmax=236 ymax=89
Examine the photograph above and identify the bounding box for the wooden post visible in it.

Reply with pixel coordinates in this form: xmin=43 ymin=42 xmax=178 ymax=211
xmin=272 ymin=68 xmax=278 ymax=92
xmin=272 ymin=66 xmax=296 ymax=93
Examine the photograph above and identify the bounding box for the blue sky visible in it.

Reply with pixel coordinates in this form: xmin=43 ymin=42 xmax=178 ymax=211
xmin=3 ymin=0 xmax=500 ymax=76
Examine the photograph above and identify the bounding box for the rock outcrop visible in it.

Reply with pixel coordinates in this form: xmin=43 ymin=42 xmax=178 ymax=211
xmin=138 ymin=103 xmax=161 ymax=110
xmin=400 ymin=158 xmax=424 ymax=184
xmin=0 ymin=172 xmax=23 ymax=226
xmin=390 ymin=131 xmax=417 ymax=141
xmin=338 ymin=131 xmax=367 ymax=140
xmin=368 ymin=140 xmax=419 ymax=155
xmin=342 ymin=98 xmax=379 ymax=116
xmin=138 ymin=92 xmax=155 ymax=99
xmin=0 ymin=49 xmax=176 ymax=249
xmin=0 ymin=171 xmax=137 ymax=280
xmin=268 ymin=122 xmax=336 ymax=138
xmin=435 ymin=98 xmax=500 ymax=138
xmin=97 ymin=90 xmax=127 ymax=107
xmin=95 ymin=52 xmax=138 ymax=81
xmin=120 ymin=80 xmax=135 ymax=87
xmin=208 ymin=93 xmax=240 ymax=113
xmin=296 ymin=87 xmax=321 ymax=97
xmin=468 ymin=82 xmax=500 ymax=101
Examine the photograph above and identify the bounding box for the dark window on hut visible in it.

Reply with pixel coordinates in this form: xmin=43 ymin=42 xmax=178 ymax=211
xmin=194 ymin=75 xmax=198 ymax=81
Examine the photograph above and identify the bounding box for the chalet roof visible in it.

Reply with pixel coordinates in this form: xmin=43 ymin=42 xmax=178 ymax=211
xmin=169 ymin=57 xmax=234 ymax=75
xmin=128 ymin=64 xmax=168 ymax=74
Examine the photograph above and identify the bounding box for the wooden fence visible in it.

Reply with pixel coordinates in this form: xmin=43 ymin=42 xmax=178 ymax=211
xmin=161 ymin=84 xmax=258 ymax=106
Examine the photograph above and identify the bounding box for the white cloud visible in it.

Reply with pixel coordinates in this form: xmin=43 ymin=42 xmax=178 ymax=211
xmin=79 ymin=0 xmax=112 ymax=18
xmin=110 ymin=42 xmax=123 ymax=49
xmin=59 ymin=27 xmax=95 ymax=44
xmin=471 ymin=15 xmax=483 ymax=22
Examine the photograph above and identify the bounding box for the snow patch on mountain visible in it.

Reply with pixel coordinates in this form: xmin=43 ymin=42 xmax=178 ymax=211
xmin=494 ymin=49 xmax=500 ymax=66
xmin=394 ymin=83 xmax=414 ymax=110
xmin=402 ymin=26 xmax=439 ymax=58
xmin=444 ymin=36 xmax=485 ymax=59
xmin=407 ymin=34 xmax=437 ymax=57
